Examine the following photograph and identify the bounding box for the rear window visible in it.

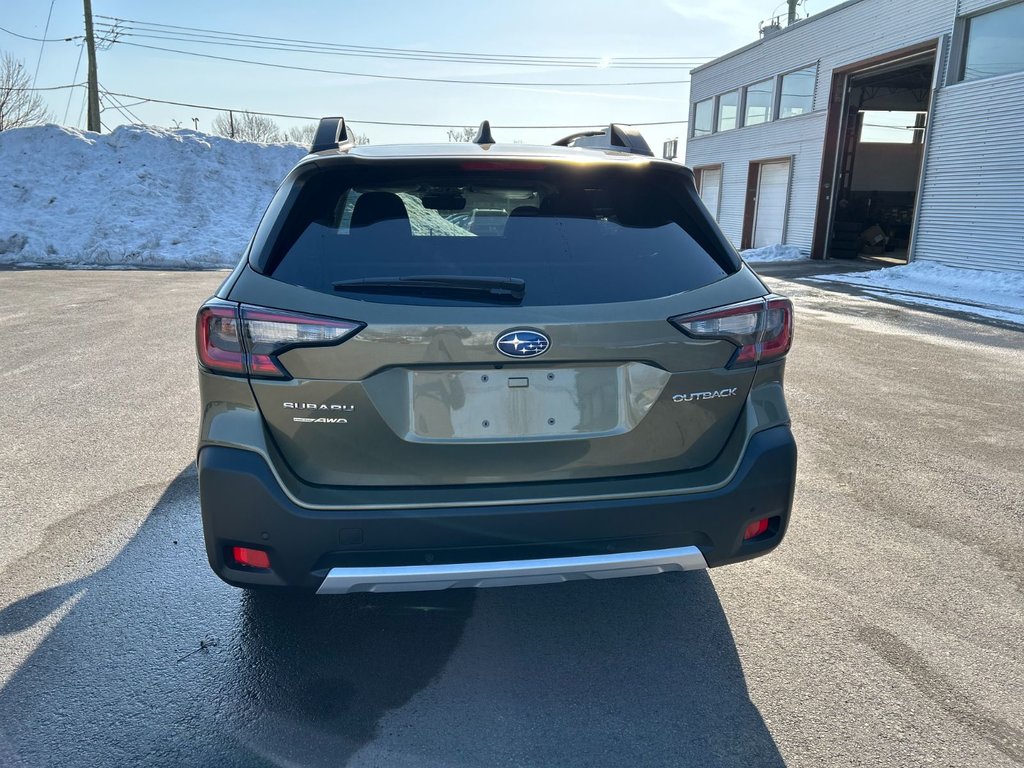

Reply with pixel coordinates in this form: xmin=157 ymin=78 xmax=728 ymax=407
xmin=258 ymin=162 xmax=732 ymax=306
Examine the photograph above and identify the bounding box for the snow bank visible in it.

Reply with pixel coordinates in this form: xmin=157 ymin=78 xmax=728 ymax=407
xmin=0 ymin=124 xmax=305 ymax=268
xmin=811 ymin=261 xmax=1024 ymax=323
xmin=740 ymin=244 xmax=806 ymax=263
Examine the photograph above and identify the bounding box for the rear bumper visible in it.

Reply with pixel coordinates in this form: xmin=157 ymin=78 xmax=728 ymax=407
xmin=198 ymin=425 xmax=796 ymax=591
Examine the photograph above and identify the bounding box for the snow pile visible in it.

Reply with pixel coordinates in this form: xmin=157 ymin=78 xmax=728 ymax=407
xmin=0 ymin=124 xmax=305 ymax=268
xmin=811 ymin=261 xmax=1024 ymax=323
xmin=740 ymin=244 xmax=806 ymax=263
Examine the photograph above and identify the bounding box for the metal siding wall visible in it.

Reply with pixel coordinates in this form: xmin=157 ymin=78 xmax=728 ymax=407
xmin=690 ymin=0 xmax=954 ymax=107
xmin=685 ymin=113 xmax=826 ymax=253
xmin=958 ymin=0 xmax=1019 ymax=14
xmin=912 ymin=72 xmax=1024 ymax=272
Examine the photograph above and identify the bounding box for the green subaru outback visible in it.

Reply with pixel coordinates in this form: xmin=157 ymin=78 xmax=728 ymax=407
xmin=195 ymin=120 xmax=796 ymax=593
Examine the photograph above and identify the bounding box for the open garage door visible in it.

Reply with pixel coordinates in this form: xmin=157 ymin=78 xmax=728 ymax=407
xmin=813 ymin=46 xmax=937 ymax=261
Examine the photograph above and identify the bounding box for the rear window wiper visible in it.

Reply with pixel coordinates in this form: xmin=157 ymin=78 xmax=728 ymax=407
xmin=333 ymin=275 xmax=525 ymax=302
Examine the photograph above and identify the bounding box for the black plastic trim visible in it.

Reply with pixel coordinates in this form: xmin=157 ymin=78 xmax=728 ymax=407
xmin=198 ymin=425 xmax=797 ymax=590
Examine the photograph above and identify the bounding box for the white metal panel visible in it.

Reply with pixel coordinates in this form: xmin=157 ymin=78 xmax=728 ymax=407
xmin=958 ymin=0 xmax=1017 ymax=15
xmin=685 ymin=112 xmax=825 ymax=253
xmin=698 ymin=167 xmax=722 ymax=220
xmin=912 ymin=71 xmax=1024 ymax=272
xmin=753 ymin=161 xmax=791 ymax=247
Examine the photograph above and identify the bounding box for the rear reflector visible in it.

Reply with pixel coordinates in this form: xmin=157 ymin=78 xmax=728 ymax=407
xmin=743 ymin=518 xmax=771 ymax=540
xmin=196 ymin=302 xmax=363 ymax=379
xmin=230 ymin=546 xmax=271 ymax=570
xmin=670 ymin=295 xmax=793 ymax=367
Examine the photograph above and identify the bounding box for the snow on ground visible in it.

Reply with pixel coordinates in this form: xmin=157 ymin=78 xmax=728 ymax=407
xmin=809 ymin=261 xmax=1024 ymax=324
xmin=740 ymin=244 xmax=806 ymax=263
xmin=0 ymin=124 xmax=305 ymax=268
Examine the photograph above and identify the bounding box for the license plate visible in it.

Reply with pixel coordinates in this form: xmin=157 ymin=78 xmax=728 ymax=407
xmin=409 ymin=368 xmax=620 ymax=441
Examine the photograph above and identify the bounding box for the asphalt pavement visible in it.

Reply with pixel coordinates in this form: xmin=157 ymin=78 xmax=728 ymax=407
xmin=0 ymin=268 xmax=1021 ymax=767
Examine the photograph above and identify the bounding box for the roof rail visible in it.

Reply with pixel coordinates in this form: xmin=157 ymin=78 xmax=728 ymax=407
xmin=473 ymin=120 xmax=495 ymax=145
xmin=310 ymin=116 xmax=353 ymax=153
xmin=552 ymin=124 xmax=654 ymax=157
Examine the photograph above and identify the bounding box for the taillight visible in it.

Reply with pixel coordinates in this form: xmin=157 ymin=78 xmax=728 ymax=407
xmin=670 ymin=296 xmax=793 ymax=367
xmin=196 ymin=302 xmax=363 ymax=379
xmin=197 ymin=305 xmax=246 ymax=375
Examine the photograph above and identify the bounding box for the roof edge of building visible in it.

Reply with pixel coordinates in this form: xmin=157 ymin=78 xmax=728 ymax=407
xmin=690 ymin=0 xmax=869 ymax=75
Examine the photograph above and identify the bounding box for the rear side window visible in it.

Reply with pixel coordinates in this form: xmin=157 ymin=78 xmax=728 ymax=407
xmin=258 ymin=162 xmax=732 ymax=306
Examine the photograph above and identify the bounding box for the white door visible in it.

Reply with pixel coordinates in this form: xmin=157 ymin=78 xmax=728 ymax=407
xmin=699 ymin=167 xmax=721 ymax=221
xmin=752 ymin=160 xmax=790 ymax=248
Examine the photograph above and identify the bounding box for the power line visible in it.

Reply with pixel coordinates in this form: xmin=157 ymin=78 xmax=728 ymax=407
xmin=0 ymin=24 xmax=79 ymax=43
xmin=106 ymin=40 xmax=694 ymax=87
xmin=95 ymin=15 xmax=713 ymax=68
xmin=63 ymin=45 xmax=86 ymax=124
xmin=99 ymin=83 xmax=144 ymax=124
xmin=98 ymin=28 xmax=707 ymax=69
xmin=97 ymin=89 xmax=689 ymax=129
xmin=4 ymin=82 xmax=86 ymax=91
xmin=1 ymin=81 xmax=689 ymax=129
xmin=31 ymin=0 xmax=58 ymax=88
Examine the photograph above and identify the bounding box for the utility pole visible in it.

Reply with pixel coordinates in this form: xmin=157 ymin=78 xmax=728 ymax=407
xmin=787 ymin=0 xmax=799 ymax=25
xmin=228 ymin=110 xmax=235 ymax=138
xmin=83 ymin=0 xmax=100 ymax=132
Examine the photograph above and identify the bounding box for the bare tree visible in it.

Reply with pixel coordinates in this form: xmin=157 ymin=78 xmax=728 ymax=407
xmin=0 ymin=52 xmax=52 ymax=131
xmin=211 ymin=110 xmax=283 ymax=142
xmin=287 ymin=122 xmax=370 ymax=147
xmin=286 ymin=122 xmax=317 ymax=144
xmin=446 ymin=126 xmax=476 ymax=142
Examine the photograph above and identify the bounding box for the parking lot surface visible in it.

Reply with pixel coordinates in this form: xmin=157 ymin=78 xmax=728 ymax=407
xmin=0 ymin=269 xmax=1021 ymax=767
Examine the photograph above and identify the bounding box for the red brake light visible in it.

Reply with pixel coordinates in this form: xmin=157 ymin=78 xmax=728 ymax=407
xmin=196 ymin=303 xmax=363 ymax=378
xmin=230 ymin=546 xmax=271 ymax=570
xmin=670 ymin=296 xmax=793 ymax=367
xmin=459 ymin=161 xmax=545 ymax=171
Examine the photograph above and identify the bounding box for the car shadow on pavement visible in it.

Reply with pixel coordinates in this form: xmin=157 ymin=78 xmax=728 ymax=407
xmin=0 ymin=466 xmax=785 ymax=768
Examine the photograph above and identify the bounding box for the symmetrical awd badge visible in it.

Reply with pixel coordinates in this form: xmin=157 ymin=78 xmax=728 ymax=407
xmin=496 ymin=330 xmax=550 ymax=359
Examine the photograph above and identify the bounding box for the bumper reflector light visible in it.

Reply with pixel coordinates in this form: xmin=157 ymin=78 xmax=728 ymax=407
xmin=743 ymin=518 xmax=771 ymax=540
xmin=230 ymin=546 xmax=271 ymax=570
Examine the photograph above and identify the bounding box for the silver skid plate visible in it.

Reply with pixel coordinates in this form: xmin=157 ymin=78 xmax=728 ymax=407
xmin=316 ymin=545 xmax=708 ymax=594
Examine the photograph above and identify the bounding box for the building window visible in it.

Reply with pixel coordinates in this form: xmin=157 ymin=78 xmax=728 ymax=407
xmin=745 ymin=78 xmax=775 ymax=126
xmin=960 ymin=2 xmax=1024 ymax=82
xmin=692 ymin=98 xmax=714 ymax=137
xmin=718 ymin=90 xmax=739 ymax=132
xmin=779 ymin=66 xmax=816 ymax=118
xmin=859 ymin=111 xmax=926 ymax=144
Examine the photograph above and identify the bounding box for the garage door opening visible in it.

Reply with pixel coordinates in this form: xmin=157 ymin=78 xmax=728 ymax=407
xmin=815 ymin=48 xmax=937 ymax=262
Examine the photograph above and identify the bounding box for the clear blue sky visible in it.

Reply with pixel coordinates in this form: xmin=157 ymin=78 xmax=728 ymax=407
xmin=2 ymin=0 xmax=845 ymax=148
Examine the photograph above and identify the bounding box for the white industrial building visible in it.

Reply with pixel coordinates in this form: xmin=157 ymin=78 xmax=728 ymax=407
xmin=685 ymin=0 xmax=1024 ymax=272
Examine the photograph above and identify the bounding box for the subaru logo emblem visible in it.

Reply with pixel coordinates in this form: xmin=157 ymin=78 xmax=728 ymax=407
xmin=496 ymin=329 xmax=550 ymax=359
